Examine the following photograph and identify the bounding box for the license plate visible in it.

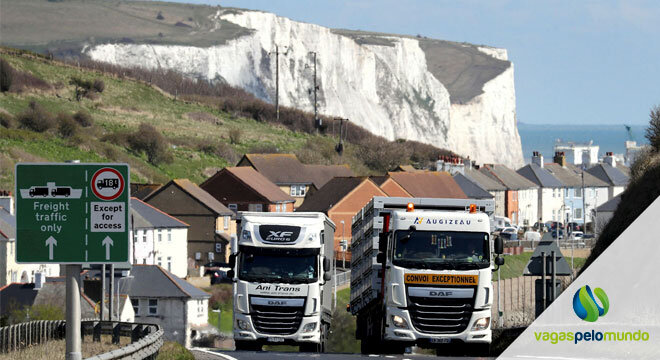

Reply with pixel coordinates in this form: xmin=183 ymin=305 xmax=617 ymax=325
xmin=430 ymin=338 xmax=451 ymax=344
xmin=267 ymin=337 xmax=284 ymax=343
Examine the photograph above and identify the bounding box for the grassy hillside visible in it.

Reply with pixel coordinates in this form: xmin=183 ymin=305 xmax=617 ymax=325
xmin=0 ymin=47 xmax=452 ymax=190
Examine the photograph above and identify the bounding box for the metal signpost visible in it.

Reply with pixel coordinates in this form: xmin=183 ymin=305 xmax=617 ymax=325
xmin=15 ymin=163 xmax=129 ymax=360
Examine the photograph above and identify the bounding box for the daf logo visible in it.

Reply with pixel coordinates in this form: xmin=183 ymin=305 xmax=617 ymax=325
xmin=268 ymin=300 xmax=286 ymax=306
xmin=429 ymin=291 xmax=453 ymax=297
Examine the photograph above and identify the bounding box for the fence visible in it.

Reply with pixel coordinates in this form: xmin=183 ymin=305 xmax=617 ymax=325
xmin=0 ymin=320 xmax=163 ymax=360
xmin=491 ymin=274 xmax=575 ymax=329
xmin=335 ymin=270 xmax=351 ymax=287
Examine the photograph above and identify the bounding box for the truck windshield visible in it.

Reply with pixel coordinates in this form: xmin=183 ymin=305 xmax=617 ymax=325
xmin=238 ymin=246 xmax=318 ymax=284
xmin=392 ymin=231 xmax=490 ymax=270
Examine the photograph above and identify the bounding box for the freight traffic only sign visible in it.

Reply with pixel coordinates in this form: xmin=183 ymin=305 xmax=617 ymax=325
xmin=15 ymin=163 xmax=130 ymax=263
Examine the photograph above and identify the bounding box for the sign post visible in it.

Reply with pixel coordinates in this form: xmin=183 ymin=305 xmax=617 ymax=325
xmin=15 ymin=163 xmax=129 ymax=360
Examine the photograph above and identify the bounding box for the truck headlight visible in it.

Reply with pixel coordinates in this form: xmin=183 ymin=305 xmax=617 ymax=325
xmin=391 ymin=315 xmax=408 ymax=329
xmin=242 ymin=230 xmax=251 ymax=241
xmin=302 ymin=322 xmax=317 ymax=333
xmin=471 ymin=317 xmax=490 ymax=331
xmin=237 ymin=319 xmax=250 ymax=330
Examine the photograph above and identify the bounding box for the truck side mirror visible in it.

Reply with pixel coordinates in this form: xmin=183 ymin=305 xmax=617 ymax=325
xmin=495 ymin=256 xmax=504 ymax=266
xmin=229 ymin=254 xmax=236 ymax=267
xmin=494 ymin=236 xmax=504 ymax=255
xmin=376 ymin=252 xmax=385 ymax=264
xmin=227 ymin=269 xmax=235 ymax=279
xmin=323 ymin=257 xmax=331 ymax=270
xmin=323 ymin=272 xmax=332 ymax=282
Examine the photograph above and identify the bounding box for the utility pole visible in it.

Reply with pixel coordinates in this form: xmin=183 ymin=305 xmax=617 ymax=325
xmin=100 ymin=264 xmax=105 ymax=320
xmin=334 ymin=118 xmax=349 ymax=156
xmin=581 ymin=171 xmax=586 ymax=232
xmin=269 ymin=45 xmax=289 ymax=121
xmin=308 ymin=52 xmax=320 ymax=130
xmin=65 ymin=265 xmax=82 ymax=360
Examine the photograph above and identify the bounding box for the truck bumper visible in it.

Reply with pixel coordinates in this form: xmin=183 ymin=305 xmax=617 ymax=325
xmin=233 ymin=312 xmax=321 ymax=344
xmin=384 ymin=308 xmax=492 ymax=345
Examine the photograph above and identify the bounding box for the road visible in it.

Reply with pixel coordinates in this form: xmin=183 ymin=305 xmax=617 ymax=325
xmin=192 ymin=349 xmax=491 ymax=360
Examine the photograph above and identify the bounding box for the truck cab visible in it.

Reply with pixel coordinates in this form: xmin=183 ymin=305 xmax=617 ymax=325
xmin=229 ymin=212 xmax=335 ymax=352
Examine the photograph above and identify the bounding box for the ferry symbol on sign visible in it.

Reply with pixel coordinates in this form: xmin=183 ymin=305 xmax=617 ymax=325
xmin=91 ymin=168 xmax=124 ymax=201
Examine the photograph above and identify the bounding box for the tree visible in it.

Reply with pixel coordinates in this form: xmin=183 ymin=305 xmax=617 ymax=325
xmin=645 ymin=105 xmax=660 ymax=152
xmin=0 ymin=58 xmax=13 ymax=92
xmin=128 ymin=123 xmax=171 ymax=165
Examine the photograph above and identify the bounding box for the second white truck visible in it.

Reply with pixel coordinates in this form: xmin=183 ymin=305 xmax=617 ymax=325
xmin=349 ymin=197 xmax=504 ymax=356
xmin=229 ymin=212 xmax=335 ymax=352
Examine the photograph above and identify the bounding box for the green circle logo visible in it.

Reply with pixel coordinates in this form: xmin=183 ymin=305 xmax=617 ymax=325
xmin=572 ymin=285 xmax=609 ymax=322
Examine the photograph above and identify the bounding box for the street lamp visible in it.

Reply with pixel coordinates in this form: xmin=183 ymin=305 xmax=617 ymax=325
xmin=340 ymin=220 xmax=346 ymax=269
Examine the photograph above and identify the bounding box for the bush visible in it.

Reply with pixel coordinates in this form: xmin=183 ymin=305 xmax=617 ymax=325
xmin=228 ymin=127 xmax=242 ymax=144
xmin=0 ymin=111 xmax=15 ymax=128
xmin=215 ymin=142 xmax=239 ymax=164
xmin=156 ymin=341 xmax=194 ymax=360
xmin=128 ymin=123 xmax=171 ymax=165
xmin=17 ymin=101 xmax=55 ymax=132
xmin=73 ymin=110 xmax=94 ymax=127
xmin=0 ymin=58 xmax=13 ymax=92
xmin=57 ymin=112 xmax=79 ymax=138
xmin=645 ymin=105 xmax=660 ymax=152
xmin=93 ymin=79 xmax=105 ymax=93
xmin=156 ymin=11 xmax=164 ymax=20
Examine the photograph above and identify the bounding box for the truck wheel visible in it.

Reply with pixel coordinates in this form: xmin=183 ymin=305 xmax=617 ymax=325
xmin=384 ymin=343 xmax=406 ymax=354
xmin=235 ymin=340 xmax=260 ymax=351
xmin=360 ymin=339 xmax=375 ymax=354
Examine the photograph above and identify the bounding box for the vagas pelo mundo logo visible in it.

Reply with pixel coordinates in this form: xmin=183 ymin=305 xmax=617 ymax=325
xmin=534 ymin=285 xmax=650 ymax=344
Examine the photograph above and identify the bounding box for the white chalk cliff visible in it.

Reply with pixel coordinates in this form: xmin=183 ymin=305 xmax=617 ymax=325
xmin=87 ymin=9 xmax=523 ymax=168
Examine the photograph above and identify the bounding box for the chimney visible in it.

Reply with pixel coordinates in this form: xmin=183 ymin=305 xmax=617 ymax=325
xmin=553 ymin=151 xmax=566 ymax=167
xmin=436 ymin=156 xmax=465 ymax=175
xmin=532 ymin=151 xmax=544 ymax=168
xmin=0 ymin=191 xmax=13 ymax=215
xmin=604 ymin=152 xmax=616 ymax=167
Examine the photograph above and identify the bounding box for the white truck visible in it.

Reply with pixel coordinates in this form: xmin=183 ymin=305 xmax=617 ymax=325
xmin=349 ymin=197 xmax=504 ymax=356
xmin=228 ymin=212 xmax=335 ymax=352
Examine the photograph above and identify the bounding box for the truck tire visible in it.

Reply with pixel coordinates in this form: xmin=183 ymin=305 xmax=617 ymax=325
xmin=234 ymin=340 xmax=260 ymax=351
xmin=300 ymin=323 xmax=328 ymax=353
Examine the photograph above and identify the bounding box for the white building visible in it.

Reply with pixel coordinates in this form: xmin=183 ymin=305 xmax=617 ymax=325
xmin=479 ymin=164 xmax=538 ymax=228
xmin=129 ymin=265 xmax=210 ymax=348
xmin=0 ymin=206 xmax=59 ymax=287
xmin=130 ymin=198 xmax=189 ymax=278
xmin=554 ymin=141 xmax=599 ymax=166
xmin=517 ymin=152 xmax=565 ymax=224
xmin=586 ymin=153 xmax=630 ymax=202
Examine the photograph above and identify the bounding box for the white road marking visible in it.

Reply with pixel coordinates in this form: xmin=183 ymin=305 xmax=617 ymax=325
xmin=191 ymin=348 xmax=239 ymax=360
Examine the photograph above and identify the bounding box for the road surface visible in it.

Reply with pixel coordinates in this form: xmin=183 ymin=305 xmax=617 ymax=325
xmin=192 ymin=349 xmax=491 ymax=360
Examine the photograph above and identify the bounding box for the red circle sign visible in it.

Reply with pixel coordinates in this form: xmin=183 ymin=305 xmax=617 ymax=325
xmin=91 ymin=168 xmax=125 ymax=201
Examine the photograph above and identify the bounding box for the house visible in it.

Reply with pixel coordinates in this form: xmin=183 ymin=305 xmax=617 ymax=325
xmin=129 ymin=265 xmax=210 ymax=348
xmin=237 ymin=154 xmax=354 ymax=208
xmin=517 ymin=152 xmax=566 ymax=224
xmin=370 ymin=176 xmax=412 ymax=197
xmin=544 ymin=152 xmax=609 ymax=229
xmin=453 ymin=173 xmax=494 ymax=199
xmin=595 ymin=194 xmax=621 ymax=235
xmin=0 ymin=207 xmax=59 ymax=287
xmin=480 ymin=164 xmax=538 ymax=228
xmin=130 ymin=198 xmax=190 ymax=278
xmin=463 ymin=166 xmax=507 ymax=217
xmin=296 ymin=177 xmax=388 ymax=264
xmin=144 ymin=179 xmax=235 ymax=267
xmin=387 ymin=171 xmax=467 ymax=199
xmin=200 ymin=167 xmax=295 ymax=213
xmin=587 ymin=153 xmax=630 ymax=201
xmin=33 ymin=279 xmax=101 ymax=320
xmin=0 ymin=283 xmax=38 ymax=324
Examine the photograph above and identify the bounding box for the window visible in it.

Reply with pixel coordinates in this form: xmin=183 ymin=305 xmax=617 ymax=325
xmin=224 ymin=216 xmax=230 ymax=230
xmin=215 ymin=243 xmax=223 ymax=253
xmin=148 ymin=299 xmax=158 ymax=315
xmin=198 ymin=300 xmax=204 ymax=315
xmin=167 ymin=257 xmax=172 ymax=272
xmin=565 ymin=188 xmax=569 ymax=197
xmin=195 ymin=252 xmax=201 ymax=260
xmin=552 ymin=209 xmax=556 ymax=221
xmin=157 ymin=230 xmax=162 ymax=242
xmin=142 ymin=230 xmax=147 ymax=243
xmin=575 ymin=188 xmax=582 ymax=198
xmin=167 ymin=229 xmax=172 ymax=242
xmin=157 ymin=257 xmax=162 ymax=267
xmin=575 ymin=208 xmax=582 ymax=219
xmin=133 ymin=231 xmax=138 ymax=243
xmin=228 ymin=204 xmax=237 ymax=212
xmin=290 ymin=185 xmax=306 ymax=197
xmin=142 ymin=259 xmax=146 ymax=265
xmin=248 ymin=204 xmax=263 ymax=212
xmin=208 ymin=252 xmax=215 ymax=261
xmin=132 ymin=299 xmax=139 ymax=315
xmin=276 ymin=204 xmax=281 ymax=212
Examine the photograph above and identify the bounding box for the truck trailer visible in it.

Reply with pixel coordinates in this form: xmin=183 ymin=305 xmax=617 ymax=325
xmin=349 ymin=197 xmax=504 ymax=356
xmin=229 ymin=212 xmax=335 ymax=352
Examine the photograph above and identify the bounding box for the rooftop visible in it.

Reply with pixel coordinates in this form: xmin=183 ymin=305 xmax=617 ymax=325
xmin=129 ymin=265 xmax=209 ymax=299
xmin=587 ymin=163 xmax=629 ymax=186
xmin=517 ymin=163 xmax=564 ymax=188
xmin=238 ymin=154 xmax=354 ymax=188
xmin=221 ymin=167 xmax=295 ymax=203
xmin=597 ymin=194 xmax=622 ymax=212
xmin=388 ymin=171 xmax=467 ymax=198
xmin=131 ymin=197 xmax=189 ymax=229
xmin=480 ymin=164 xmax=538 ymax=190
xmin=145 ymin=179 xmax=233 ymax=216
xmin=453 ymin=173 xmax=494 ymax=199
xmin=296 ymin=177 xmax=373 ymax=213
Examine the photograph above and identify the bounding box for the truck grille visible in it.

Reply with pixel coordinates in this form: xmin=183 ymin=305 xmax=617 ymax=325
xmin=408 ymin=296 xmax=473 ymax=334
xmin=250 ymin=304 xmax=304 ymax=335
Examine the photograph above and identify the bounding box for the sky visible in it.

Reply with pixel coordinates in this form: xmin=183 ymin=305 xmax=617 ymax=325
xmin=178 ymin=0 xmax=659 ymax=126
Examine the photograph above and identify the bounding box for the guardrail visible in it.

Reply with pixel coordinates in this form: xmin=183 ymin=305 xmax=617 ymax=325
xmin=335 ymin=270 xmax=351 ymax=287
xmin=0 ymin=320 xmax=163 ymax=360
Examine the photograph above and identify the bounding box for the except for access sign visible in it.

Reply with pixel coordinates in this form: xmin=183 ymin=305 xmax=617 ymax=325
xmin=15 ymin=163 xmax=130 ymax=263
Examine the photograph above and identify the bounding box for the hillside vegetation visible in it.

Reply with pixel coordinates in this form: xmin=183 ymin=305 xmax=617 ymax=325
xmin=0 ymin=47 xmax=452 ymax=190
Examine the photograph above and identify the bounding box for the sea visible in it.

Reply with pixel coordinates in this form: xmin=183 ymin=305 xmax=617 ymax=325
xmin=517 ymin=123 xmax=648 ymax=164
